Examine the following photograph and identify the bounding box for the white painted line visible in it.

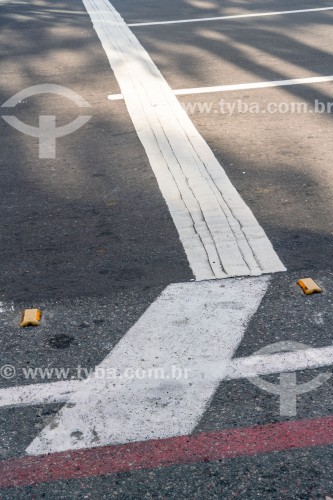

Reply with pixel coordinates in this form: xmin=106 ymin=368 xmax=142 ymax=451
xmin=108 ymin=93 xmax=124 ymax=101
xmin=128 ymin=7 xmax=333 ymax=27
xmin=84 ymin=0 xmax=285 ymax=280
xmin=108 ymin=75 xmax=333 ymax=101
xmin=27 ymin=277 xmax=270 ymax=454
xmin=2 ymin=335 xmax=333 ymax=410
xmin=174 ymin=76 xmax=333 ymax=97
xmin=225 ymin=346 xmax=333 ymax=380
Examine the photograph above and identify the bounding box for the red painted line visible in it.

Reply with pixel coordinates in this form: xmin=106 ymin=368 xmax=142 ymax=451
xmin=1 ymin=415 xmax=333 ymax=489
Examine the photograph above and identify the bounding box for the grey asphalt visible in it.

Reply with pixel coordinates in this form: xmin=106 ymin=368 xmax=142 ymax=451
xmin=1 ymin=0 xmax=333 ymax=497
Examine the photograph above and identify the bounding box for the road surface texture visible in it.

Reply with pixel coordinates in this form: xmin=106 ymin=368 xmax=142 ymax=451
xmin=0 ymin=0 xmax=333 ymax=497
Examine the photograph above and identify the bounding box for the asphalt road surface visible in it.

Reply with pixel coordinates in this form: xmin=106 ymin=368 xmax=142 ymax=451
xmin=0 ymin=0 xmax=333 ymax=497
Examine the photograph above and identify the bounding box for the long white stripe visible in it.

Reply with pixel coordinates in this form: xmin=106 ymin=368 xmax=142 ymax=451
xmin=2 ymin=343 xmax=333 ymax=410
xmin=27 ymin=277 xmax=269 ymax=454
xmin=128 ymin=7 xmax=333 ymax=27
xmin=226 ymin=346 xmax=333 ymax=379
xmin=108 ymin=75 xmax=333 ymax=101
xmin=175 ymin=75 xmax=333 ymax=96
xmin=84 ymin=0 xmax=284 ymax=279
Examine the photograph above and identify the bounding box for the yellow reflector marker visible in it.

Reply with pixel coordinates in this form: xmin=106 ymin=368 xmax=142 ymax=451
xmin=297 ymin=278 xmax=322 ymax=295
xmin=20 ymin=309 xmax=42 ymax=327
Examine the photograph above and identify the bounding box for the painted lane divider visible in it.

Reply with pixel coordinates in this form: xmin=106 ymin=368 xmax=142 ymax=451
xmin=2 ymin=415 xmax=333 ymax=488
xmin=84 ymin=0 xmax=285 ymax=280
xmin=108 ymin=75 xmax=333 ymax=101
xmin=128 ymin=7 xmax=333 ymax=28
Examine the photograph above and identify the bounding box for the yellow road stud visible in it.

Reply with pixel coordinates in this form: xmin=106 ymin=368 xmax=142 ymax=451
xmin=20 ymin=309 xmax=42 ymax=327
xmin=297 ymin=278 xmax=322 ymax=295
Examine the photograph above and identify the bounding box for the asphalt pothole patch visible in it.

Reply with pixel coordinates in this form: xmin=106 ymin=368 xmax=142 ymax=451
xmin=48 ymin=334 xmax=74 ymax=349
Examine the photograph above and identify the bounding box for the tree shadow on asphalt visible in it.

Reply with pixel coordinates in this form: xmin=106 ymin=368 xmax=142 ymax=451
xmin=130 ymin=1 xmax=333 ymax=271
xmin=0 ymin=0 xmax=332 ymax=305
xmin=0 ymin=0 xmax=332 ymax=475
xmin=0 ymin=0 xmax=193 ymax=304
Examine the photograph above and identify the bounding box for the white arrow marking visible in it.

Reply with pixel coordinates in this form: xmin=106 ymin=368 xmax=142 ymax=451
xmin=26 ymin=277 xmax=269 ymax=455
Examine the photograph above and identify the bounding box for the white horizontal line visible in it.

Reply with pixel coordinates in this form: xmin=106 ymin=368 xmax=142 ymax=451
xmin=108 ymin=93 xmax=124 ymax=101
xmin=174 ymin=75 xmax=333 ymax=96
xmin=128 ymin=7 xmax=333 ymax=27
xmin=2 ymin=345 xmax=333 ymax=409
xmin=226 ymin=346 xmax=333 ymax=380
xmin=108 ymin=75 xmax=333 ymax=101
